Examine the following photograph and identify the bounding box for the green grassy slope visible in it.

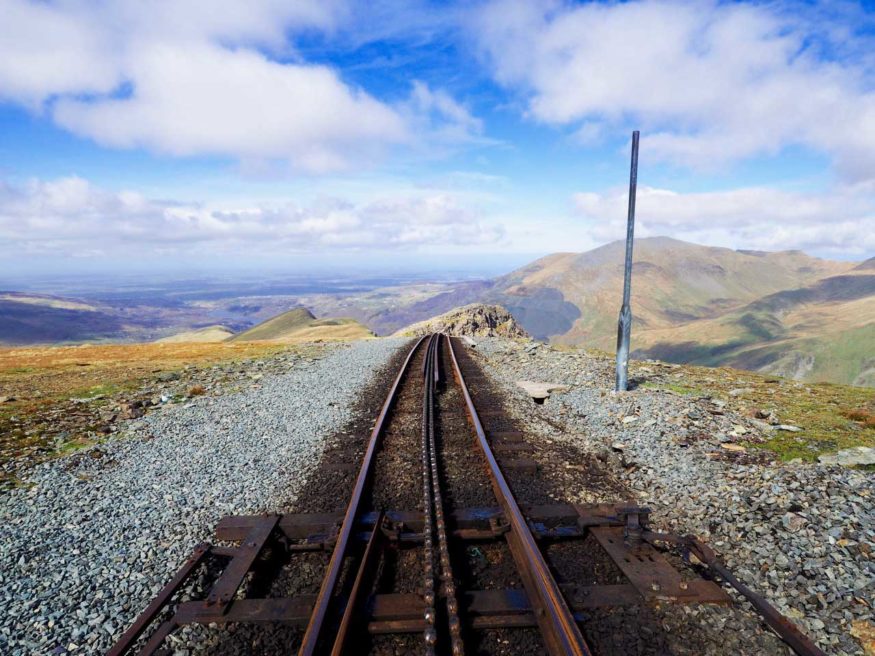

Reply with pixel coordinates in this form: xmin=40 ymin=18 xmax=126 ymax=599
xmin=229 ymin=308 xmax=319 ymax=341
xmin=229 ymin=307 xmax=372 ymax=342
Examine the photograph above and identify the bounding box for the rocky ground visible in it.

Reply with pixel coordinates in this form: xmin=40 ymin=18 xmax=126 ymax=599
xmin=0 ymin=338 xmax=406 ymax=655
xmin=2 ymin=333 xmax=872 ymax=655
xmin=394 ymin=303 xmax=529 ymax=338
xmin=1 ymin=340 xmax=305 ymax=488
xmin=469 ymin=337 xmax=874 ymax=656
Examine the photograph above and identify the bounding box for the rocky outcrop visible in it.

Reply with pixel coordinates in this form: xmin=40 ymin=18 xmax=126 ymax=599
xmin=393 ymin=304 xmax=530 ymax=339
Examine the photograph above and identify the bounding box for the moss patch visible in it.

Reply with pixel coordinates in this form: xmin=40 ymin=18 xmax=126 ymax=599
xmin=632 ymin=359 xmax=875 ymax=462
xmin=639 ymin=380 xmax=706 ymax=396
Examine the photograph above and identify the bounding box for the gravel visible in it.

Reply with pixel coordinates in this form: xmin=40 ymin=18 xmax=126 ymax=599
xmin=469 ymin=337 xmax=874 ymax=656
xmin=0 ymin=338 xmax=406 ymax=655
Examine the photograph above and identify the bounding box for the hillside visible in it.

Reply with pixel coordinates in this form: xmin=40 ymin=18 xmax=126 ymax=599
xmin=155 ymin=325 xmax=235 ymax=343
xmin=0 ymin=293 xmax=124 ymax=345
xmin=634 ymin=266 xmax=875 ymax=386
xmin=486 ymin=237 xmax=853 ymax=344
xmin=230 ymin=307 xmax=374 ymax=342
xmin=394 ymin=304 xmax=529 ymax=338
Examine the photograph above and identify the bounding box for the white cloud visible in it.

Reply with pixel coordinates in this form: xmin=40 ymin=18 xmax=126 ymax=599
xmin=0 ymin=0 xmax=480 ymax=172
xmin=0 ymin=0 xmax=339 ymax=105
xmin=406 ymin=81 xmax=483 ymax=142
xmin=573 ymin=184 xmax=875 ymax=257
xmin=0 ymin=176 xmax=504 ymax=257
xmin=53 ymin=43 xmax=408 ymax=172
xmin=474 ymin=0 xmax=875 ymax=180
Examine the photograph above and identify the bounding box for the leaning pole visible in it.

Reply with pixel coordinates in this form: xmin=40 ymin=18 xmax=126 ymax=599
xmin=615 ymin=130 xmax=639 ymax=392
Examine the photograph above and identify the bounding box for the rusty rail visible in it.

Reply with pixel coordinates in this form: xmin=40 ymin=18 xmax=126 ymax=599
xmin=298 ymin=335 xmax=428 ymax=655
xmin=446 ymin=336 xmax=593 ymax=656
xmin=684 ymin=537 xmax=827 ymax=656
xmin=423 ymin=334 xmax=464 ymax=655
xmin=105 ymin=544 xmax=209 ymax=656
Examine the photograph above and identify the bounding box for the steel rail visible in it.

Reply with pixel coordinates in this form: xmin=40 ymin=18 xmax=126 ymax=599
xmin=106 ymin=544 xmax=210 ymax=656
xmin=299 ymin=335 xmax=428 ymax=656
xmin=426 ymin=335 xmax=464 ymax=655
xmin=446 ymin=336 xmax=593 ymax=656
xmin=329 ymin=511 xmax=384 ymax=656
xmin=420 ymin=334 xmax=439 ymax=654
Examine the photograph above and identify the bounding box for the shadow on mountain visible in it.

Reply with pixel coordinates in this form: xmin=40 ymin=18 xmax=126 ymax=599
xmin=0 ymin=300 xmax=124 ymax=345
xmin=749 ymin=274 xmax=874 ymax=312
xmin=634 ymin=340 xmax=752 ymax=367
xmin=493 ymin=287 xmax=581 ymax=340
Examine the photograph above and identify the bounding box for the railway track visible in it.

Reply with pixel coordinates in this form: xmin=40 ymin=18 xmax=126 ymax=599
xmin=110 ymin=335 xmax=826 ymax=656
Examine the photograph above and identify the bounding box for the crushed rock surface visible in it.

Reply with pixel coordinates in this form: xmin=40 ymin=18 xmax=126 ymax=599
xmin=0 ymin=338 xmax=406 ymax=655
xmin=470 ymin=337 xmax=873 ymax=656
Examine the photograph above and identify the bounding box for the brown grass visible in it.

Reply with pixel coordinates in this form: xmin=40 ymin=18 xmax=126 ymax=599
xmin=842 ymin=409 xmax=875 ymax=428
xmin=0 ymin=341 xmax=287 ymax=400
xmin=187 ymin=384 xmax=207 ymax=397
xmin=0 ymin=340 xmax=295 ymax=486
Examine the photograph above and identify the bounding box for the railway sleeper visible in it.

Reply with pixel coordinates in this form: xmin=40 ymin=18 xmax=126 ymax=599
xmin=111 ymin=504 xmax=739 ymax=655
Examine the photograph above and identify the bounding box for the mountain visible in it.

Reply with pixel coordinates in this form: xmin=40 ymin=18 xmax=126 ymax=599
xmin=486 ymin=237 xmax=853 ymax=344
xmin=229 ymin=307 xmax=374 ymax=342
xmin=155 ymin=325 xmax=235 ymax=343
xmin=394 ymin=304 xmax=530 ymax=338
xmin=470 ymin=237 xmax=870 ymax=386
xmin=0 ymin=293 xmax=124 ymax=345
xmin=856 ymin=257 xmax=875 ymax=270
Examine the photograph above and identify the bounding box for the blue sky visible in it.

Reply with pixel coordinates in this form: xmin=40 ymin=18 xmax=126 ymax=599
xmin=1 ymin=0 xmax=874 ymax=276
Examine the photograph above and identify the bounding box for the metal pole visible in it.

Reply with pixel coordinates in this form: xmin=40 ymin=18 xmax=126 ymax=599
xmin=615 ymin=130 xmax=639 ymax=392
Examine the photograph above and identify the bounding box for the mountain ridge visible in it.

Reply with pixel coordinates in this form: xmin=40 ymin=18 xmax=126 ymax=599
xmin=230 ymin=307 xmax=374 ymax=342
xmin=471 ymin=238 xmax=870 ymax=386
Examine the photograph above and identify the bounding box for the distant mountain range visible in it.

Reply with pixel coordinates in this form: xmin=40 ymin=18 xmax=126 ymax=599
xmin=0 ymin=295 xmax=372 ymax=346
xmin=1 ymin=238 xmax=872 ymax=386
xmin=0 ymin=293 xmax=124 ymax=344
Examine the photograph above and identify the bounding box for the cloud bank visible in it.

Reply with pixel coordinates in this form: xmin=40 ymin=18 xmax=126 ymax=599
xmin=574 ymin=184 xmax=875 ymax=257
xmin=0 ymin=1 xmax=873 ymax=263
xmin=0 ymin=176 xmax=504 ymax=258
